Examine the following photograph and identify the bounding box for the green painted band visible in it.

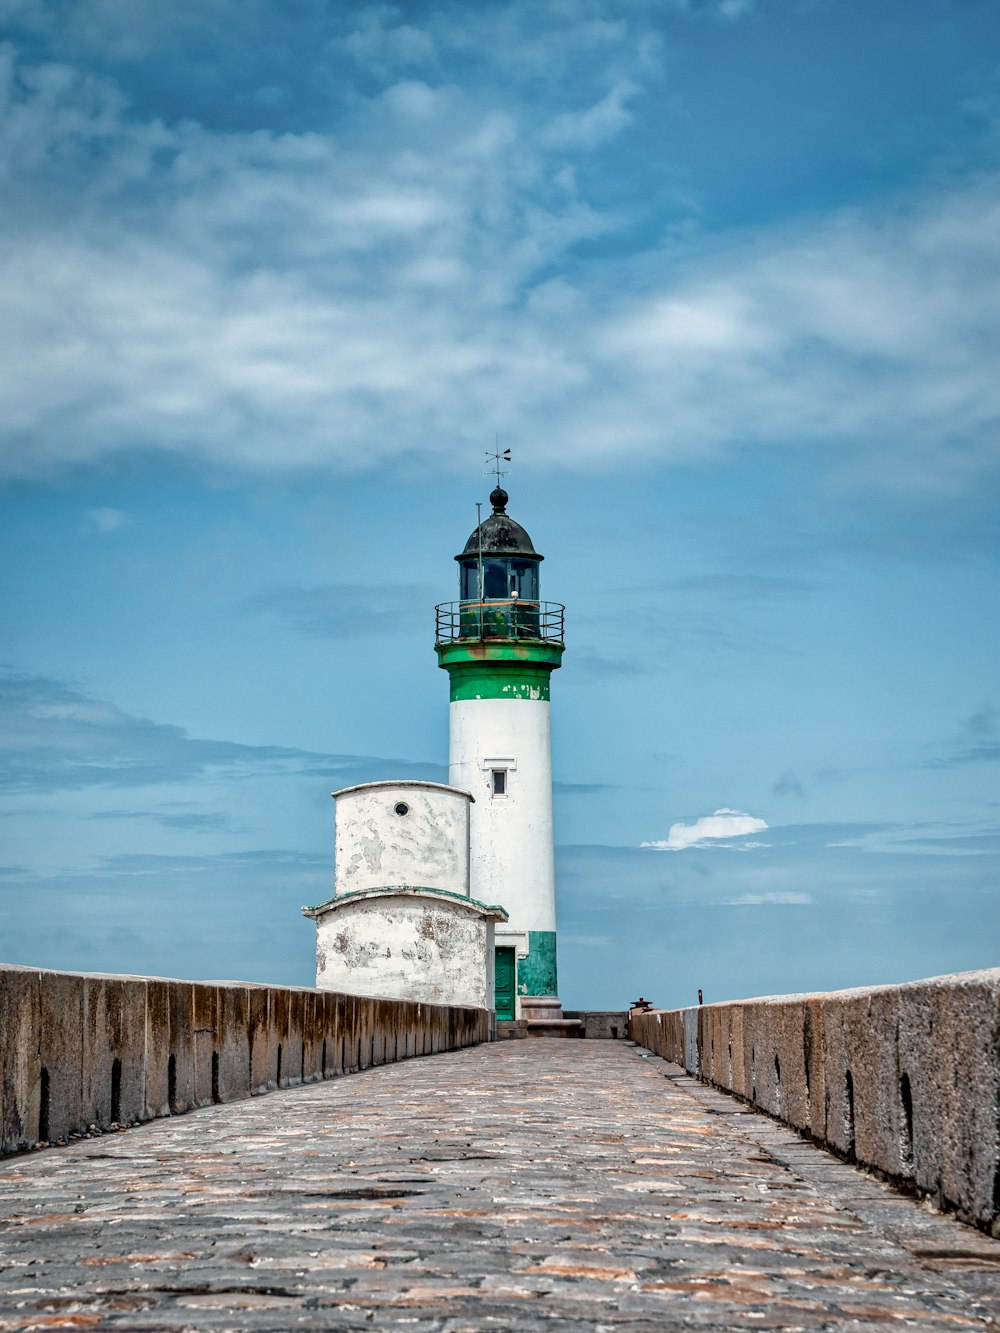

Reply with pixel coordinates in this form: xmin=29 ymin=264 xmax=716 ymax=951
xmin=517 ymin=931 xmax=558 ymax=997
xmin=436 ymin=640 xmax=563 ymax=701
xmin=445 ymin=663 xmax=554 ymax=702
xmin=436 ymin=641 xmax=564 ymax=669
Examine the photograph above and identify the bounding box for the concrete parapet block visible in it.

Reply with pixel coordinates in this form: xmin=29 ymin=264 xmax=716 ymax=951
xmin=38 ymin=970 xmax=86 ymax=1143
xmin=217 ymin=985 xmax=252 ymax=1103
xmin=82 ymin=974 xmax=147 ymax=1130
xmin=909 ymin=974 xmax=1000 ymax=1226
xmin=315 ymin=991 xmax=338 ymax=1078
xmin=168 ymin=980 xmax=196 ymax=1114
xmin=374 ymin=998 xmax=397 ymax=1065
xmin=728 ymin=1005 xmax=747 ymax=1098
xmin=356 ymin=995 xmax=375 ymax=1070
xmin=0 ymin=966 xmax=40 ymax=1152
xmin=302 ymin=990 xmax=325 ymax=1082
xmin=284 ymin=987 xmax=307 ymax=1086
xmin=342 ymin=993 xmax=359 ymax=1071
xmin=247 ymin=985 xmax=270 ymax=1094
xmin=191 ymin=984 xmax=220 ymax=1107
xmin=803 ymin=996 xmax=826 ymax=1138
xmin=144 ymin=978 xmax=171 ymax=1119
xmin=630 ymin=968 xmax=1000 ymax=1234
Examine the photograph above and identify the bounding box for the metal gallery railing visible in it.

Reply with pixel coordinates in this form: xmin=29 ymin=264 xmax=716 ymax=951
xmin=435 ymin=599 xmax=565 ymax=645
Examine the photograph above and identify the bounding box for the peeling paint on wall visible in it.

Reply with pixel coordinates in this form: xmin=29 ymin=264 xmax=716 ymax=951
xmin=333 ymin=781 xmax=473 ymax=899
xmin=310 ymin=891 xmax=504 ymax=1009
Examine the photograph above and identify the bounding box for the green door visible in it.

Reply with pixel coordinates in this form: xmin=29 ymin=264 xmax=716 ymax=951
xmin=494 ymin=947 xmax=516 ymax=1021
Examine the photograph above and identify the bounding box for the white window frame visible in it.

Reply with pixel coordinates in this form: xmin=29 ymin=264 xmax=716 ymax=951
xmin=482 ymin=757 xmax=516 ymax=799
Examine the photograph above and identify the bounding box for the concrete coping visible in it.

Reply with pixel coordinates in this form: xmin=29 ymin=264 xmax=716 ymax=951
xmin=330 ymin=779 xmax=475 ymax=802
xmin=642 ymin=966 xmax=1000 ymax=1012
xmin=302 ymin=885 xmax=509 ymax=922
xmin=0 ymin=963 xmax=327 ymax=991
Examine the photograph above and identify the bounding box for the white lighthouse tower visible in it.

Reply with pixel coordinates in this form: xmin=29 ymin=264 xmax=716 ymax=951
xmin=435 ymin=484 xmax=571 ymax=1030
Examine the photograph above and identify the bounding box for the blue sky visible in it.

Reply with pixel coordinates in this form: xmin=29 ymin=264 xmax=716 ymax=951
xmin=1 ymin=0 xmax=998 ymax=1008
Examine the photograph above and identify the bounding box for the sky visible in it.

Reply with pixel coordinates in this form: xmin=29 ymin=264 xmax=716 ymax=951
xmin=1 ymin=0 xmax=998 ymax=1009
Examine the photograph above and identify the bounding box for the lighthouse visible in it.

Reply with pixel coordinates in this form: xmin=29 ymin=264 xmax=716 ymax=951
xmin=435 ymin=485 xmax=570 ymax=1030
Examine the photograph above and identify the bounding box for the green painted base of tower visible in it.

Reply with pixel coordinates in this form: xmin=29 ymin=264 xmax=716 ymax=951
xmin=517 ymin=930 xmax=558 ymax=998
xmin=513 ymin=932 xmax=581 ymax=1036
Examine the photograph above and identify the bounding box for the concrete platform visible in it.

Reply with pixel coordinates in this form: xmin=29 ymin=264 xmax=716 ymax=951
xmin=0 ymin=1041 xmax=998 ymax=1330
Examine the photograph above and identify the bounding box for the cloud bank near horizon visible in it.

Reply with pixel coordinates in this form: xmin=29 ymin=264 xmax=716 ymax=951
xmin=0 ymin=668 xmax=445 ymax=793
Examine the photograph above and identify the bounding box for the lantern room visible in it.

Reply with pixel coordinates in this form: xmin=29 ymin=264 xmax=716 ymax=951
xmin=456 ymin=486 xmax=542 ymax=603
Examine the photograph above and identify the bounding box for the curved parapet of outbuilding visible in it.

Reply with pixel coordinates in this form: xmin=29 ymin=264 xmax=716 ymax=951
xmin=330 ymin=780 xmax=475 ymax=900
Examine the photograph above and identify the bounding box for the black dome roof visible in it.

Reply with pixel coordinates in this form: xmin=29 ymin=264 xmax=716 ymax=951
xmin=458 ymin=487 xmax=542 ymax=560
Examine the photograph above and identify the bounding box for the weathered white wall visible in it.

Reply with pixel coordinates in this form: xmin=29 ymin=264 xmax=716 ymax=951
xmin=313 ymin=890 xmax=498 ymax=1009
xmin=333 ymin=781 xmax=472 ymax=898
xmin=449 ymin=698 xmax=556 ymax=936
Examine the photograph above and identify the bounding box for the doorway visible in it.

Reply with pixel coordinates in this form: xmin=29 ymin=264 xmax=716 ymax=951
xmin=494 ymin=947 xmax=516 ymax=1021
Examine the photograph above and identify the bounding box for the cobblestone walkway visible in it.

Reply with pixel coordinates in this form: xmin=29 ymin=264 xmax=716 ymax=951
xmin=1 ymin=1041 xmax=998 ymax=1331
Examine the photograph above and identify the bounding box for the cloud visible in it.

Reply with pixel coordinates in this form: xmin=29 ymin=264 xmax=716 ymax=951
xmin=90 ymin=807 xmax=232 ymax=831
xmin=968 ymin=706 xmax=1000 ymax=737
xmin=0 ymin=668 xmax=444 ymax=792
xmin=85 ymin=507 xmax=129 ymax=533
xmin=722 ymin=891 xmax=812 ymax=906
xmin=825 ymin=820 xmax=1000 ymax=857
xmin=641 ymin=807 xmax=769 ymax=851
xmin=925 ymin=706 xmax=1000 ymax=769
xmin=245 ymin=583 xmax=434 ymax=639
xmin=567 ymin=649 xmax=648 ymax=679
xmin=772 ymin=770 xmax=804 ymax=799
xmin=715 ymin=0 xmax=756 ymax=18
xmin=655 ymin=573 xmax=818 ymax=601
xmin=543 ymin=79 xmax=638 ymax=150
xmin=0 ymin=21 xmax=997 ymax=497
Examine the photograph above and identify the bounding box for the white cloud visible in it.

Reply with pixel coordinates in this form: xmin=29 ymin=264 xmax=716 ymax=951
xmin=0 ymin=20 xmax=998 ymax=495
xmin=641 ymin=807 xmax=769 ymax=851
xmin=717 ymin=0 xmax=756 ymax=19
xmin=85 ymin=507 xmax=129 ymax=533
xmin=543 ymin=80 xmax=638 ymax=150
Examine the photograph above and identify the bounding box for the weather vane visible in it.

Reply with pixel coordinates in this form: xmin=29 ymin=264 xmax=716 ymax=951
xmin=486 ymin=440 xmax=512 ymax=487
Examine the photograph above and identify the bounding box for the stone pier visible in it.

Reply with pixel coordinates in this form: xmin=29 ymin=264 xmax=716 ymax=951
xmin=1 ymin=1041 xmax=998 ymax=1330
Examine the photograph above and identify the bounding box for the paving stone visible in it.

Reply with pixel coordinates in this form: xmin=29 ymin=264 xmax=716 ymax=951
xmin=0 ymin=1042 xmax=998 ymax=1330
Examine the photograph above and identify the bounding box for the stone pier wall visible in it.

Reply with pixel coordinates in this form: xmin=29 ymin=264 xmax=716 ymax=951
xmin=629 ymin=968 xmax=1000 ymax=1233
xmin=0 ymin=964 xmax=490 ymax=1155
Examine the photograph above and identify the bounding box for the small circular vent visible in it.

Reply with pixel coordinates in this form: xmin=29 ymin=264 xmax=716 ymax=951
xmin=394 ymin=801 xmax=409 ymax=816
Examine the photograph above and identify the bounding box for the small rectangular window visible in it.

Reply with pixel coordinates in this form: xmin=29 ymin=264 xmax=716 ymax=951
xmin=491 ymin=768 xmax=507 ymax=797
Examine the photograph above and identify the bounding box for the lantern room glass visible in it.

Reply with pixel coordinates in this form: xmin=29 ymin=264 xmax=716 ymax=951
xmin=459 ymin=557 xmax=539 ymax=603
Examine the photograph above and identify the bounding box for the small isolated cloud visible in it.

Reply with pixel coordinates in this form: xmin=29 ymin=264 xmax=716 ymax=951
xmin=925 ymin=705 xmax=1000 ymax=769
xmin=569 ymin=649 xmax=647 ymax=680
xmin=85 ymin=507 xmax=129 ymax=533
xmin=772 ymin=769 xmax=804 ymax=799
xmin=967 ymin=706 xmax=999 ymax=738
xmin=722 ymin=891 xmax=812 ymax=906
xmin=641 ymin=807 xmax=769 ymax=851
xmin=716 ymin=0 xmax=756 ymax=19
